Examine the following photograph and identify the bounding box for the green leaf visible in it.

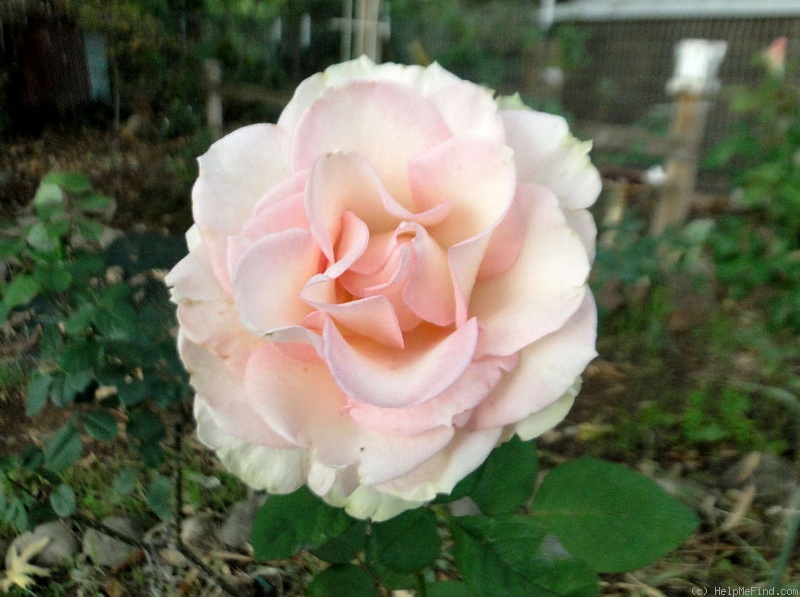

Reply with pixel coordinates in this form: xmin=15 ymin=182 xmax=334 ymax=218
xmin=25 ymin=372 xmax=52 ymax=416
xmin=252 ymin=487 xmax=352 ymax=561
xmin=83 ymin=410 xmax=118 ymax=441
xmin=34 ymin=264 xmax=72 ymax=293
xmin=0 ymin=301 xmax=7 ymax=324
xmin=469 ymin=436 xmax=538 ymax=515
xmin=77 ymin=194 xmax=113 ymax=213
xmin=50 ymin=483 xmax=77 ymax=518
xmin=0 ymin=237 xmax=25 ymax=258
xmin=42 ymin=171 xmax=92 ymax=194
xmin=370 ymin=508 xmax=441 ymax=573
xmin=531 ymin=458 xmax=700 ymax=573
xmin=59 ymin=339 xmax=102 ymax=372
xmin=117 ymin=380 xmax=149 ymax=407
xmin=3 ymin=274 xmax=41 ymax=308
xmin=113 ymin=467 xmax=137 ymax=495
xmin=147 ymin=474 xmax=173 ymax=521
xmin=450 ymin=515 xmax=598 ymax=597
xmin=127 ymin=407 xmax=164 ymax=444
xmin=426 ymin=581 xmax=474 ymax=597
xmin=75 ymin=219 xmax=103 ymax=244
xmin=94 ymin=303 xmax=138 ymax=341
xmin=33 ymin=181 xmax=65 ymax=210
xmin=50 ymin=370 xmax=94 ymax=407
xmin=307 ymin=564 xmax=379 ymax=597
xmin=26 ymin=221 xmax=59 ymax=252
xmin=65 ymin=303 xmax=97 ymax=335
xmin=43 ymin=423 xmax=83 ymax=473
xmin=312 ymin=519 xmax=367 ymax=564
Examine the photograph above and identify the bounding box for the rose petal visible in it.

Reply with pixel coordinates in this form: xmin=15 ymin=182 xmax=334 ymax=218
xmin=500 ymin=110 xmax=601 ymax=210
xmin=292 ymin=81 xmax=451 ymax=207
xmin=429 ymin=81 xmax=505 ymax=140
xmin=278 ymin=57 xmax=462 ymax=132
xmin=195 ymin=398 xmax=307 ymax=494
xmin=181 ymin=334 xmax=293 ymax=448
xmin=193 ymin=124 xmax=290 ymax=290
xmin=512 ymin=383 xmax=580 ymax=441
xmin=347 ymin=354 xmax=517 ymax=436
xmin=232 ymin=229 xmax=321 ymax=334
xmin=409 ymin=136 xmax=515 ymax=247
xmin=401 ymin=222 xmax=456 ymax=326
xmin=469 ymin=292 xmax=597 ymax=429
xmin=471 ymin=184 xmax=590 ymax=358
xmin=305 ymin=153 xmax=399 ymax=262
xmin=244 ymin=343 xmax=455 ymax=482
xmin=323 ymin=317 xmax=479 ymax=408
xmin=373 ymin=427 xmax=503 ymax=502
xmin=564 ymin=208 xmax=597 ymax=264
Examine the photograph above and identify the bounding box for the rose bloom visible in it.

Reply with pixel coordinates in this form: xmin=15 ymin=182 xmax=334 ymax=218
xmin=166 ymin=57 xmax=600 ymax=521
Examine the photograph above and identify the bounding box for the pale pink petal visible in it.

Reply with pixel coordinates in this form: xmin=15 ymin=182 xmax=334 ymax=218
xmin=252 ymin=170 xmax=307 ymax=214
xmin=374 ymin=427 xmax=503 ymax=502
xmin=167 ymin=246 xmax=259 ymax=374
xmin=194 ymin=398 xmax=307 ymax=494
xmin=244 ymin=191 xmax=308 ymax=240
xmin=471 ymin=184 xmax=590 ymax=358
xmin=323 ymin=317 xmax=479 ymax=408
xmin=278 ymin=58 xmax=463 ymax=132
xmin=564 ymin=208 xmax=597 ymax=263
xmin=500 ymin=110 xmax=601 ymax=210
xmin=408 ymin=136 xmax=515 ymax=247
xmin=292 ymin=81 xmax=451 ymax=207
xmin=304 ymin=152 xmax=401 ymax=261
xmin=347 ymin=354 xmax=517 ymax=436
xmin=302 ymin=293 xmax=404 ymax=348
xmin=232 ymin=229 xmax=321 ymax=334
xmin=476 ymin=190 xmax=528 ymax=281
xmin=193 ymin=124 xmax=290 ymax=289
xmin=429 ymin=82 xmax=504 ymax=140
xmin=244 ymin=342 xmax=455 ymax=481
xmin=469 ymin=292 xmax=597 ymax=429
xmin=448 ymin=233 xmax=491 ymax=326
xmin=180 ymin=333 xmax=294 ymax=448
xmin=401 ymin=222 xmax=456 ymax=326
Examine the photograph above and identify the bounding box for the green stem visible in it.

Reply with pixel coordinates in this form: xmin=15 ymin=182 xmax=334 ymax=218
xmin=415 ymin=571 xmax=428 ymax=597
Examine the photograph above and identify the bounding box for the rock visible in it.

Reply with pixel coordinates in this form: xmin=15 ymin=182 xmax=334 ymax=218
xmin=82 ymin=516 xmax=144 ymax=567
xmin=447 ymin=497 xmax=481 ymax=517
xmin=218 ymin=494 xmax=268 ymax=551
xmin=180 ymin=514 xmax=217 ymax=551
xmin=6 ymin=520 xmax=78 ymax=568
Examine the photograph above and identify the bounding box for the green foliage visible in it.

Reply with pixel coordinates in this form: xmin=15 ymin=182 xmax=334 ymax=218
xmin=0 ymin=171 xmax=189 ymax=534
xmin=706 ymin=61 xmax=800 ymax=332
xmin=251 ymin=439 xmax=698 ymax=595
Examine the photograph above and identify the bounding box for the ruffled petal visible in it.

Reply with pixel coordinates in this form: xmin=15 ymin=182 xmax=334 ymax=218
xmin=305 ymin=152 xmax=400 ymax=261
xmin=193 ymin=124 xmax=290 ymax=290
xmin=195 ymin=398 xmax=307 ymax=494
xmin=564 ymin=208 xmax=597 ymax=264
xmin=408 ymin=136 xmax=515 ymax=247
xmin=501 ymin=110 xmax=602 ymax=210
xmin=291 ymin=81 xmax=451 ymax=207
xmin=471 ymin=184 xmax=590 ymax=358
xmin=323 ymin=317 xmax=479 ymax=408
xmin=373 ymin=427 xmax=503 ymax=503
xmin=347 ymin=354 xmax=517 ymax=436
xmin=244 ymin=343 xmax=455 ymax=483
xmin=429 ymin=81 xmax=505 ymax=140
xmin=402 ymin=223 xmax=455 ymax=326
xmin=232 ymin=229 xmax=321 ymax=334
xmin=512 ymin=382 xmax=580 ymax=441
xmin=469 ymin=293 xmax=597 ymax=429
xmin=182 ymin=335 xmax=293 ymax=448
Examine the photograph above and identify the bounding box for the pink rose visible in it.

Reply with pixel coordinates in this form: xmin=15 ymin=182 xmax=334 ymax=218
xmin=764 ymin=37 xmax=787 ymax=75
xmin=166 ymin=57 xmax=599 ymax=520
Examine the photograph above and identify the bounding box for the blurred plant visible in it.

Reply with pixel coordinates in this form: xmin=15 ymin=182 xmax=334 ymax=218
xmin=0 ymin=172 xmax=189 ymax=533
xmin=704 ymin=40 xmax=800 ymax=332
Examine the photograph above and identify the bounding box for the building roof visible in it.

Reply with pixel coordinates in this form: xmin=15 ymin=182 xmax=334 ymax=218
xmin=550 ymin=0 xmax=800 ymax=23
